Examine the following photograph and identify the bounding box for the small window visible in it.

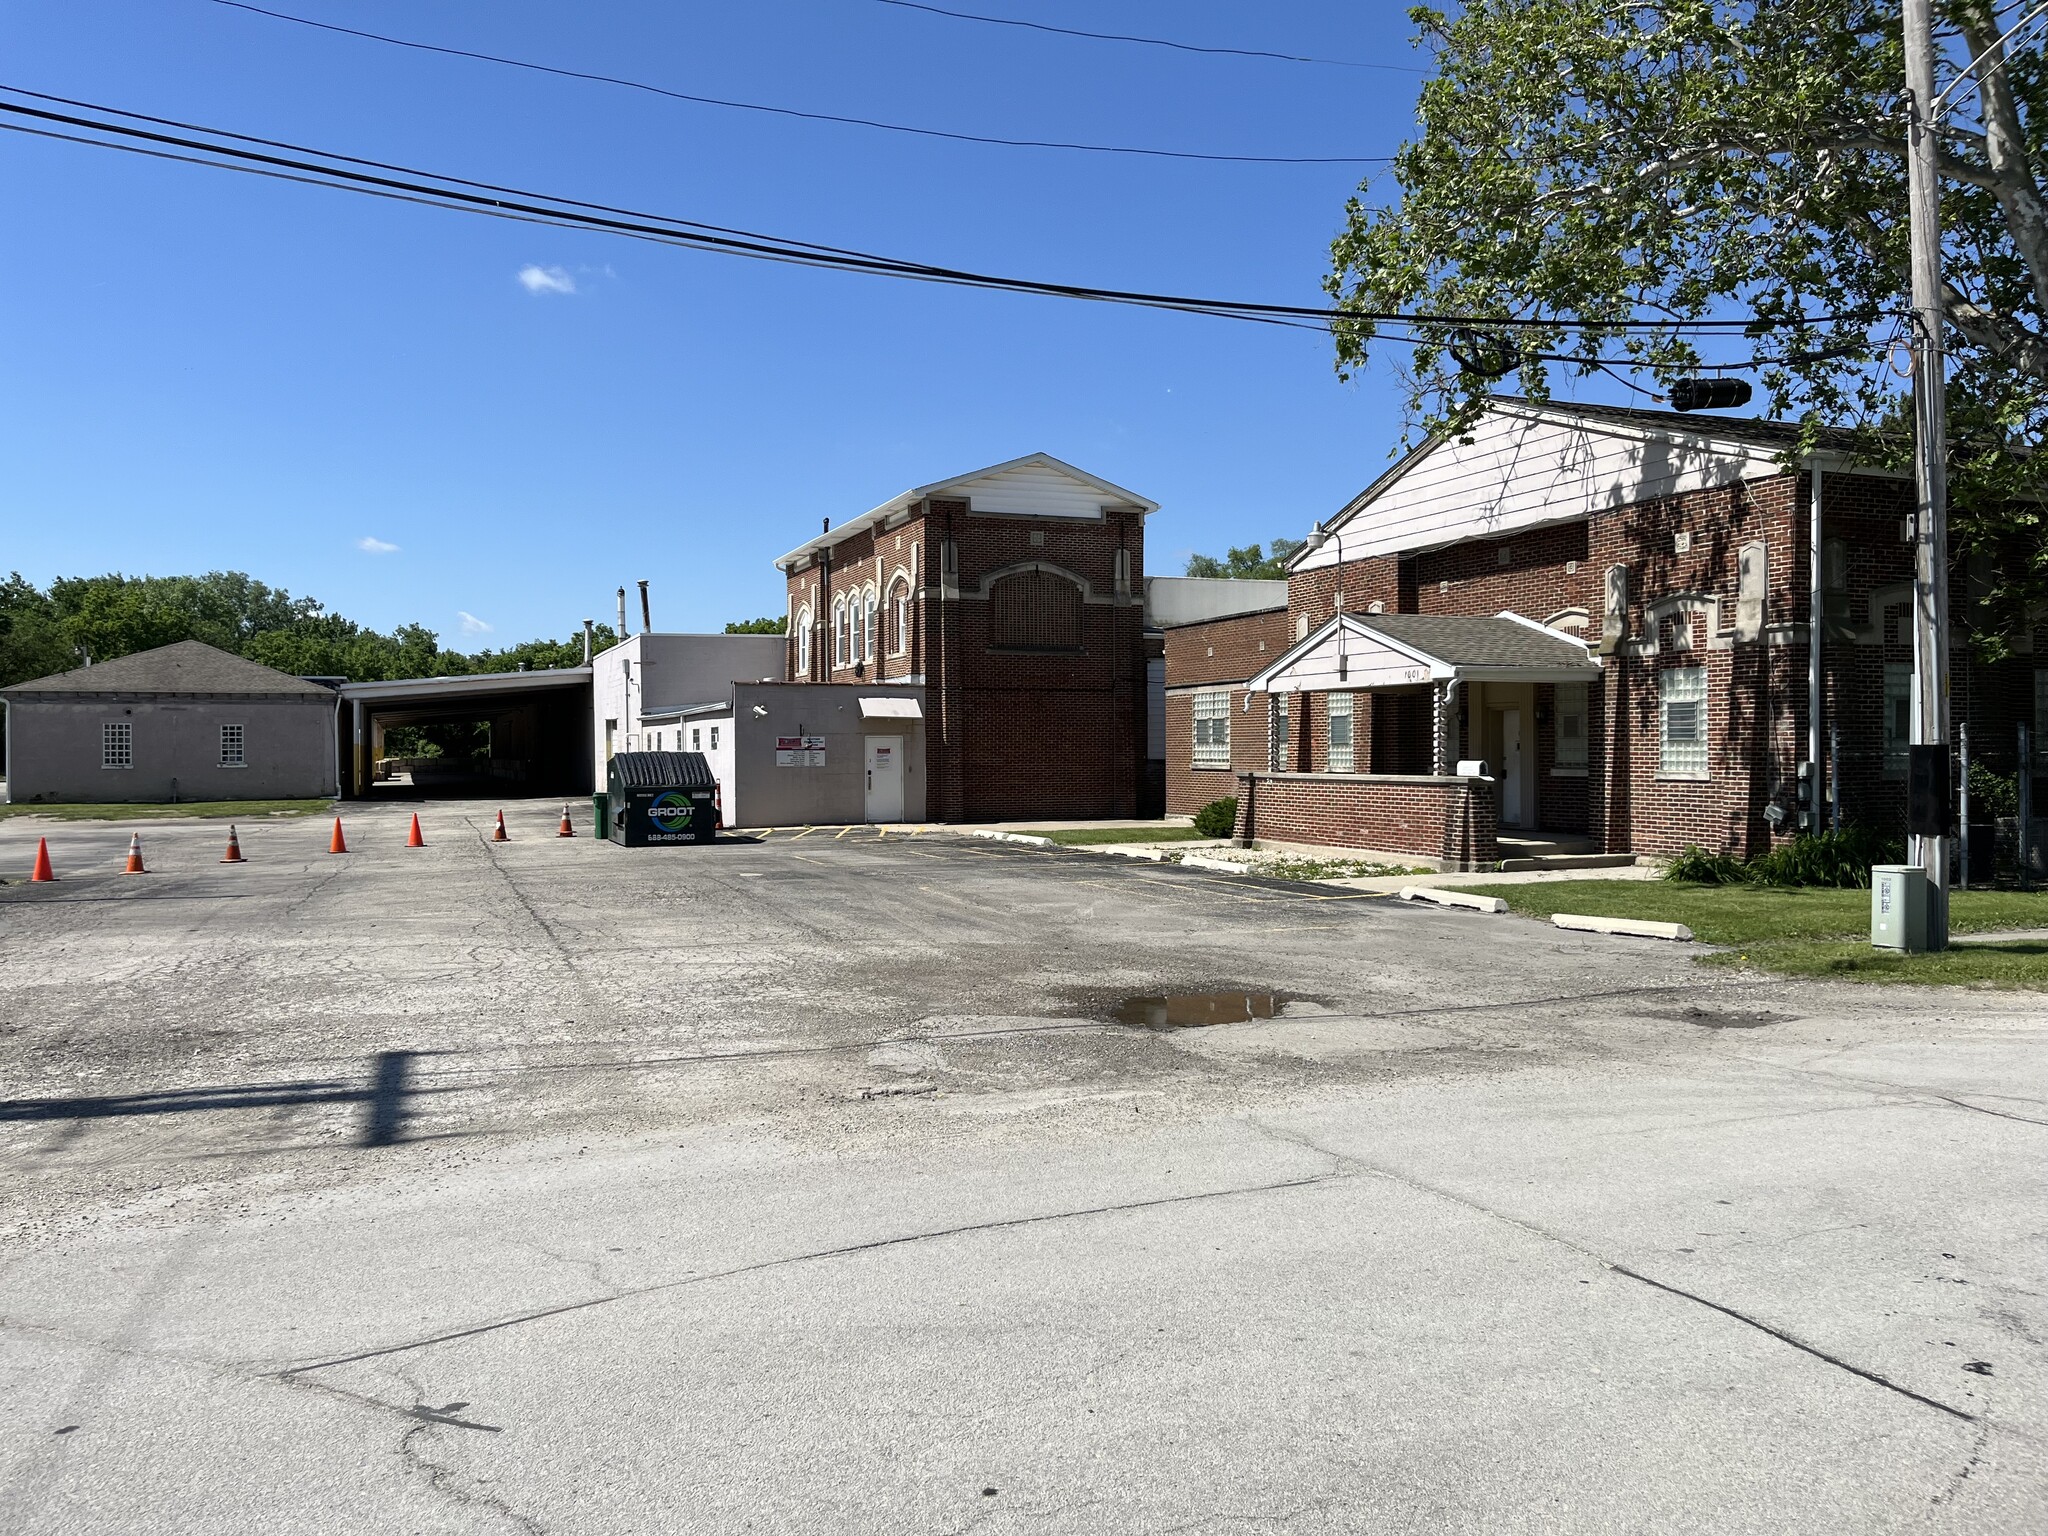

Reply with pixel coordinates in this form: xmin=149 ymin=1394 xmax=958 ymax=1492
xmin=219 ymin=723 xmax=245 ymax=767
xmin=1553 ymin=684 xmax=1587 ymax=770
xmin=864 ymin=592 xmax=879 ymax=662
xmin=1328 ymin=693 xmax=1354 ymax=773
xmin=1192 ymin=690 xmax=1230 ymax=769
xmin=102 ymin=720 xmax=132 ymax=769
xmin=710 ymin=725 xmax=720 ymax=750
xmin=1268 ymin=697 xmax=1290 ymax=772
xmin=1659 ymin=666 xmax=1708 ymax=780
xmin=1885 ymin=661 xmax=1913 ymax=773
xmin=690 ymin=728 xmax=701 ymax=751
xmin=795 ymin=611 xmax=811 ymax=674
xmin=892 ymin=585 xmax=911 ymax=656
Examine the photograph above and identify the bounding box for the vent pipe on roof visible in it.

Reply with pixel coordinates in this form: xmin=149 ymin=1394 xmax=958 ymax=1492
xmin=637 ymin=579 xmax=651 ymax=635
xmin=582 ymin=619 xmax=594 ymax=663
xmin=617 ymin=587 xmax=627 ymax=641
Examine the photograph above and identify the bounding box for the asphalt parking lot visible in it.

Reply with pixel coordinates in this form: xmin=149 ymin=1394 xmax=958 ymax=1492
xmin=2 ymin=798 xmax=2044 ymax=1533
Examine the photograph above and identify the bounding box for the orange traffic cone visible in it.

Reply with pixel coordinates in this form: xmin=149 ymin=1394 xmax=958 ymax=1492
xmin=557 ymin=803 xmax=576 ymax=838
xmin=220 ymin=824 xmax=245 ymax=863
xmin=29 ymin=837 xmax=55 ymax=882
xmin=406 ymin=813 xmax=425 ymax=848
xmin=329 ymin=816 xmax=349 ymax=854
xmin=123 ymin=832 xmax=147 ymax=874
xmin=492 ymin=809 xmax=508 ymax=842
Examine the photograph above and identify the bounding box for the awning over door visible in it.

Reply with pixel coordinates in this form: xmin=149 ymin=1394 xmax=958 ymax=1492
xmin=1246 ymin=612 xmax=1599 ymax=694
xmin=859 ymin=696 xmax=923 ymax=719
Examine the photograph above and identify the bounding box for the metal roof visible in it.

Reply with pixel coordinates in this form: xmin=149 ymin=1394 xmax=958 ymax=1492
xmin=608 ymin=751 xmax=719 ymax=790
xmin=336 ymin=666 xmax=591 ymax=704
xmin=2 ymin=640 xmax=337 ymax=698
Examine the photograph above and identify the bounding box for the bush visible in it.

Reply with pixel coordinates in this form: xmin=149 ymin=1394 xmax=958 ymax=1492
xmin=1966 ymin=763 xmax=2021 ymax=821
xmin=1665 ymin=845 xmax=1748 ymax=885
xmin=1193 ymin=797 xmax=1239 ymax=839
xmin=1746 ymin=826 xmax=1904 ymax=888
xmin=1666 ymin=827 xmax=1906 ymax=889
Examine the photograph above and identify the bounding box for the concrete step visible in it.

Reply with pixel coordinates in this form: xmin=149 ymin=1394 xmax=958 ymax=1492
xmin=1496 ymin=852 xmax=1640 ymax=872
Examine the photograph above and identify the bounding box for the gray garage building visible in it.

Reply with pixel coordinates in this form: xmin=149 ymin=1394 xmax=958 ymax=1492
xmin=1 ymin=640 xmax=340 ymax=804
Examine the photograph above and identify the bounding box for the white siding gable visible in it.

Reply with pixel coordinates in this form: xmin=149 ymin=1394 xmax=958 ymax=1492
xmin=955 ymin=462 xmax=1121 ymax=519
xmin=1294 ymin=407 xmax=1788 ymax=570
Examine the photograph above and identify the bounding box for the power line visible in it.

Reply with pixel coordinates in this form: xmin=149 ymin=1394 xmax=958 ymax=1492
xmin=869 ymin=0 xmax=1417 ymax=72
xmin=0 ymin=87 xmax=1864 ymax=345
xmin=205 ymin=0 xmax=1387 ymax=166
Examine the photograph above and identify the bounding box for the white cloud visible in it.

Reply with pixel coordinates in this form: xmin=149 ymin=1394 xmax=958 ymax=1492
xmin=458 ymin=611 xmax=493 ymax=635
xmin=517 ymin=264 xmax=577 ymax=296
xmin=356 ymin=535 xmax=399 ymax=554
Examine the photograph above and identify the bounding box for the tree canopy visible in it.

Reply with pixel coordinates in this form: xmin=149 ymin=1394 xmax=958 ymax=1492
xmin=0 ymin=570 xmax=616 ymax=693
xmin=1327 ymin=1 xmax=2048 ymax=648
xmin=724 ymin=616 xmax=788 ymax=634
xmin=1184 ymin=539 xmax=1306 ymax=580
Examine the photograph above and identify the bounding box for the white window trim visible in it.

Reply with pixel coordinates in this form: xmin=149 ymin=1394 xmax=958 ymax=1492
xmin=102 ymin=720 xmax=133 ymax=770
xmin=1192 ymin=690 xmax=1230 ymax=770
xmin=890 ymin=582 xmax=912 ymax=657
xmin=864 ymin=590 xmax=879 ymax=663
xmin=218 ymin=722 xmax=247 ymax=768
xmin=1658 ymin=666 xmax=1709 ymax=781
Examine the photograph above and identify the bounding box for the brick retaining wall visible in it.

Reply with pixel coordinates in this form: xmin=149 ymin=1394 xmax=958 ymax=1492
xmin=1233 ymin=771 xmax=1499 ymax=871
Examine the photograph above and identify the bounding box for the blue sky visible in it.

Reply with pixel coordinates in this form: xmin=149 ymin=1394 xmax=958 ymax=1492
xmin=5 ymin=1 xmax=1470 ymax=643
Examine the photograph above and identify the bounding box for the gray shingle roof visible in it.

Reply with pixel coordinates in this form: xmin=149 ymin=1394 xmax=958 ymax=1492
xmin=1351 ymin=613 xmax=1595 ymax=670
xmin=2 ymin=640 xmax=337 ymax=698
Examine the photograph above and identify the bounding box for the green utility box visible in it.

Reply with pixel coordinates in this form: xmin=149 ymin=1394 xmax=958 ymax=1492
xmin=1871 ymin=864 xmax=1930 ymax=952
xmin=606 ymin=751 xmax=720 ymax=847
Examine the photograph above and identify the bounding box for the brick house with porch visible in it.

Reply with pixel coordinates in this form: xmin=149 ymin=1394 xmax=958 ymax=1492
xmin=776 ymin=453 xmax=1154 ymax=821
xmin=1164 ymin=397 xmax=2046 ymax=870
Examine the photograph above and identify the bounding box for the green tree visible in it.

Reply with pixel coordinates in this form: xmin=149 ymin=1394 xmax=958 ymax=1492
xmin=723 ymin=616 xmax=788 ymax=634
xmin=1184 ymin=539 xmax=1306 ymax=580
xmin=1327 ymin=1 xmax=2048 ymax=649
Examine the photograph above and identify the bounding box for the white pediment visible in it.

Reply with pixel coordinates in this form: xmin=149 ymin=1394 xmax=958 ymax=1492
xmin=1292 ymin=404 xmax=1788 ymax=570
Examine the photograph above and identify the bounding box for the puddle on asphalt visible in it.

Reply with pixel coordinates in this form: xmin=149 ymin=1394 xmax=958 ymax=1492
xmin=1659 ymin=1005 xmax=1800 ymax=1031
xmin=1107 ymin=991 xmax=1299 ymax=1030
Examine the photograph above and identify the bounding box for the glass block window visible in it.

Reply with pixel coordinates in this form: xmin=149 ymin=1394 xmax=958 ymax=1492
xmin=1554 ymin=683 xmax=1587 ymax=769
xmin=1885 ymin=661 xmax=1913 ymax=774
xmin=102 ymin=720 xmax=132 ymax=769
xmin=218 ymin=723 xmax=245 ymax=766
xmin=1192 ymin=690 xmax=1230 ymax=769
xmin=1658 ymin=666 xmax=1708 ymax=780
xmin=1328 ymin=692 xmax=1354 ymax=773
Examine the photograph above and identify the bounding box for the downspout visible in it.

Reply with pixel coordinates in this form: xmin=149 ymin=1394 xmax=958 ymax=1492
xmin=1808 ymin=464 xmax=1825 ymax=795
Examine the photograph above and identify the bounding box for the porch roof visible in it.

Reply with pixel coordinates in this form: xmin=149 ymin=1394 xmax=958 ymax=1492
xmin=1246 ymin=612 xmax=1599 ymax=694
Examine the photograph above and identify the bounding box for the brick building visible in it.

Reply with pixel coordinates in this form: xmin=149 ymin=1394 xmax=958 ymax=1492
xmin=775 ymin=454 xmax=1154 ymax=821
xmin=1164 ymin=398 xmax=2046 ymax=870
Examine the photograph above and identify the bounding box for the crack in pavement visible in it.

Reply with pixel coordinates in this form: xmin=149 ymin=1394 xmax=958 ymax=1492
xmin=267 ymin=1168 xmax=1356 ymax=1380
xmin=1242 ymin=1117 xmax=1978 ymax=1425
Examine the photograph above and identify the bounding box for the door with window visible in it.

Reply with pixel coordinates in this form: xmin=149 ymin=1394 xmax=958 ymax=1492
xmin=1499 ymin=708 xmax=1524 ymax=825
xmin=865 ymin=735 xmax=904 ymax=823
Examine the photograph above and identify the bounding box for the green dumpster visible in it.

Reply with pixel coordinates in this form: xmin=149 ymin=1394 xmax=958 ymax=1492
xmin=592 ymin=791 xmax=608 ymax=835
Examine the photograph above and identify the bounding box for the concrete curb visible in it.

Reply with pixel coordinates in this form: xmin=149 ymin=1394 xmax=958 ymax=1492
xmin=1398 ymin=886 xmax=1508 ymax=914
xmin=1551 ymin=912 xmax=1694 ymax=941
xmin=1180 ymin=853 xmax=1253 ymax=875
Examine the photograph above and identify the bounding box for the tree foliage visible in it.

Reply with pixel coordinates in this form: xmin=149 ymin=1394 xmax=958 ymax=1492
xmin=1185 ymin=539 xmax=1306 ymax=580
xmin=0 ymin=570 xmax=607 ymax=691
xmin=723 ymin=616 xmax=788 ymax=634
xmin=1328 ymin=1 xmax=2048 ymax=648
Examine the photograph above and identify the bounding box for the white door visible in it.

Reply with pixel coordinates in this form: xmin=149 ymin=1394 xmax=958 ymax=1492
xmin=865 ymin=735 xmax=904 ymax=823
xmin=1500 ymin=709 xmax=1524 ymax=826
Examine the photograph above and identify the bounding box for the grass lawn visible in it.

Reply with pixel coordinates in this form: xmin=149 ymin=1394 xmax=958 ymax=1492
xmin=1447 ymin=878 xmax=2048 ymax=989
xmin=0 ymin=798 xmax=334 ymax=822
xmin=1041 ymin=827 xmax=1212 ymax=846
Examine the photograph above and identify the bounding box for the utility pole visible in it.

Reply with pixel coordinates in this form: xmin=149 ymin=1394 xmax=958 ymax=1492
xmin=1904 ymin=0 xmax=1952 ymax=948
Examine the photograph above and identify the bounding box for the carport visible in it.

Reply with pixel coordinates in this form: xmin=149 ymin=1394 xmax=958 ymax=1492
xmin=337 ymin=666 xmax=593 ymax=799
